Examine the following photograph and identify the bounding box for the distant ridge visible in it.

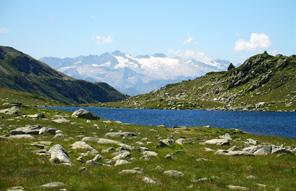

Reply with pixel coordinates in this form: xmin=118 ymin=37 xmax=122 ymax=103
xmin=0 ymin=46 xmax=128 ymax=104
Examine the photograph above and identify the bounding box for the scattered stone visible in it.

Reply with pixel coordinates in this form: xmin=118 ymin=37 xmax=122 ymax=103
xmin=119 ymin=167 xmax=144 ymax=174
xmin=155 ymin=166 xmax=163 ymax=171
xmin=245 ymin=139 xmax=258 ymax=145
xmin=97 ymin=138 xmax=123 ymax=145
xmin=165 ymin=154 xmax=173 ymax=159
xmin=113 ymin=151 xmax=131 ymax=160
xmin=142 ymin=151 xmax=158 ymax=157
xmin=204 ymin=139 xmax=229 ymax=146
xmin=39 ymin=127 xmax=56 ymax=135
xmin=82 ymin=137 xmax=100 ymax=142
xmin=115 ymin=159 xmax=131 ymax=166
xmin=176 ymin=138 xmax=186 ymax=145
xmin=192 ymin=177 xmax=208 ymax=182
xmin=163 ymin=170 xmax=184 ymax=177
xmin=0 ymin=106 xmax=21 ymax=115
xmin=71 ymin=141 xmax=93 ymax=150
xmin=76 ymin=156 xmax=85 ymax=164
xmin=9 ymin=134 xmax=35 ymax=139
xmin=10 ymin=125 xmax=40 ymax=135
xmin=253 ymin=146 xmax=271 ymax=156
xmin=246 ymin=175 xmax=256 ymax=179
xmin=39 ymin=182 xmax=65 ymax=188
xmin=93 ymin=154 xmax=102 ymax=161
xmin=48 ymin=144 xmax=71 ymax=164
xmin=157 ymin=138 xmax=175 ymax=148
xmin=53 ymin=134 xmax=65 ymax=139
xmin=85 ymin=160 xmax=103 ymax=166
xmin=6 ymin=186 xmax=25 ymax=191
xmin=140 ymin=155 xmax=150 ymax=160
xmin=105 ymin=132 xmax=136 ymax=138
xmin=142 ymin=177 xmax=159 ymax=184
xmin=136 ymin=141 xmax=144 ymax=145
xmin=218 ymin=133 xmax=232 ymax=140
xmin=79 ymin=167 xmax=87 ymax=172
xmin=26 ymin=113 xmax=45 ymax=118
xmin=71 ymin=109 xmax=99 ymax=120
xmin=52 ymin=117 xmax=69 ymax=123
xmin=227 ymin=185 xmax=249 ymax=190
xmin=196 ymin=158 xmax=209 ymax=162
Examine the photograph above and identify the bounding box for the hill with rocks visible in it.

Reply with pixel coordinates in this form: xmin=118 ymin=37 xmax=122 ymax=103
xmin=101 ymin=53 xmax=296 ymax=111
xmin=0 ymin=46 xmax=128 ymax=104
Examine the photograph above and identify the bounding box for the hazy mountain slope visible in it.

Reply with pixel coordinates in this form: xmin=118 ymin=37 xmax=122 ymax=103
xmin=102 ymin=53 xmax=296 ymax=111
xmin=0 ymin=46 xmax=128 ymax=104
xmin=40 ymin=51 xmax=230 ymax=95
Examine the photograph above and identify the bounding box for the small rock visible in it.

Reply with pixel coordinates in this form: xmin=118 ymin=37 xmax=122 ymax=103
xmin=52 ymin=117 xmax=70 ymax=123
xmin=48 ymin=144 xmax=71 ymax=164
xmin=71 ymin=141 xmax=93 ymax=150
xmin=93 ymin=154 xmax=102 ymax=161
xmin=218 ymin=133 xmax=232 ymax=140
xmin=76 ymin=156 xmax=85 ymax=164
xmin=115 ymin=159 xmax=131 ymax=166
xmin=39 ymin=182 xmax=65 ymax=188
xmin=176 ymin=138 xmax=186 ymax=145
xmin=53 ymin=134 xmax=65 ymax=139
xmin=142 ymin=151 xmax=158 ymax=157
xmin=9 ymin=134 xmax=35 ymax=139
xmin=157 ymin=138 xmax=175 ymax=148
xmin=163 ymin=170 xmax=184 ymax=177
xmin=119 ymin=167 xmax=144 ymax=174
xmin=155 ymin=166 xmax=163 ymax=171
xmin=105 ymin=132 xmax=136 ymax=138
xmin=85 ymin=160 xmax=102 ymax=166
xmin=227 ymin=185 xmax=249 ymax=190
xmin=165 ymin=154 xmax=173 ymax=159
xmin=79 ymin=167 xmax=87 ymax=172
xmin=245 ymin=139 xmax=258 ymax=145
xmin=246 ymin=175 xmax=256 ymax=179
xmin=142 ymin=177 xmax=159 ymax=184
xmin=140 ymin=155 xmax=150 ymax=160
xmin=6 ymin=186 xmax=25 ymax=191
xmin=204 ymin=139 xmax=229 ymax=146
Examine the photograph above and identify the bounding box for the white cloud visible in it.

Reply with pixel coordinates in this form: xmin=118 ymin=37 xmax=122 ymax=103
xmin=233 ymin=33 xmax=271 ymax=51
xmin=183 ymin=35 xmax=194 ymax=44
xmin=0 ymin=28 xmax=11 ymax=34
xmin=93 ymin=35 xmax=113 ymax=44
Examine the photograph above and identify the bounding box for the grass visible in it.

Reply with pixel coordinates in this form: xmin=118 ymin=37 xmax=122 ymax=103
xmin=0 ymin=104 xmax=296 ymax=190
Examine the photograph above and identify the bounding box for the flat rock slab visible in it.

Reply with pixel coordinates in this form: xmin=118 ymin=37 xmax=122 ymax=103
xmin=52 ymin=117 xmax=70 ymax=123
xmin=115 ymin=159 xmax=131 ymax=166
xmin=163 ymin=170 xmax=184 ymax=177
xmin=49 ymin=144 xmax=71 ymax=164
xmin=6 ymin=186 xmax=25 ymax=191
xmin=105 ymin=132 xmax=136 ymax=138
xmin=9 ymin=134 xmax=35 ymax=139
xmin=97 ymin=138 xmax=123 ymax=145
xmin=119 ymin=167 xmax=144 ymax=174
xmin=204 ymin=139 xmax=229 ymax=146
xmin=39 ymin=182 xmax=65 ymax=188
xmin=142 ymin=177 xmax=159 ymax=184
xmin=71 ymin=109 xmax=100 ymax=120
xmin=142 ymin=151 xmax=158 ymax=157
xmin=0 ymin=106 xmax=21 ymax=115
xmin=11 ymin=125 xmax=40 ymax=135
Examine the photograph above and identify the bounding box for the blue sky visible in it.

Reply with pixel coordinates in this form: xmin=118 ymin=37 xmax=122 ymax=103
xmin=0 ymin=0 xmax=295 ymax=64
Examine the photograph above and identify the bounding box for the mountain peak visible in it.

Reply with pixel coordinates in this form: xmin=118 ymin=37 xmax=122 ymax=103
xmin=153 ymin=53 xmax=167 ymax=58
xmin=111 ymin=50 xmax=127 ymax=57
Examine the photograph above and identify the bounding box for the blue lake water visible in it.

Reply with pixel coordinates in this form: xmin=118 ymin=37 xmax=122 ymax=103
xmin=45 ymin=107 xmax=296 ymax=139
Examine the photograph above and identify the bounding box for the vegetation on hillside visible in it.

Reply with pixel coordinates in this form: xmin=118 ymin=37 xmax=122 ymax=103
xmin=97 ymin=53 xmax=296 ymax=112
xmin=0 ymin=46 xmax=128 ymax=105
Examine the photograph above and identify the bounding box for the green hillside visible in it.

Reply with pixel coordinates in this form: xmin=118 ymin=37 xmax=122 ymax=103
xmin=0 ymin=46 xmax=128 ymax=104
xmin=100 ymin=53 xmax=296 ymax=111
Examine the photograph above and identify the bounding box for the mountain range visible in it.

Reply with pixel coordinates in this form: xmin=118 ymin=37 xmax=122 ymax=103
xmin=40 ymin=51 xmax=231 ymax=95
xmin=0 ymin=46 xmax=127 ymax=104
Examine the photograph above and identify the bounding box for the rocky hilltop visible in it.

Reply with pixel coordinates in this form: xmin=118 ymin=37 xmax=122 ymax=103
xmin=0 ymin=46 xmax=128 ymax=104
xmin=103 ymin=53 xmax=296 ymax=111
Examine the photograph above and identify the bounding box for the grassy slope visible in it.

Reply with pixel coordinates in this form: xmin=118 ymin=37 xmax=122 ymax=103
xmin=96 ymin=54 xmax=296 ymax=111
xmin=0 ymin=104 xmax=296 ymax=190
xmin=0 ymin=88 xmax=64 ymax=106
xmin=0 ymin=46 xmax=128 ymax=104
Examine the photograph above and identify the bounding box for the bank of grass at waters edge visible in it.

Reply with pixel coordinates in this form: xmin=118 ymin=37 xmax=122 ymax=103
xmin=0 ymin=105 xmax=296 ymax=190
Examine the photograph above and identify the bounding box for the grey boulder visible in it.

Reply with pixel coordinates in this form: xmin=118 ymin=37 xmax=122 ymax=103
xmin=48 ymin=144 xmax=71 ymax=164
xmin=71 ymin=109 xmax=100 ymax=120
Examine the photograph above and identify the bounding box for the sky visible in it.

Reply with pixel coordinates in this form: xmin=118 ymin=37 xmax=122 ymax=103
xmin=0 ymin=0 xmax=295 ymax=65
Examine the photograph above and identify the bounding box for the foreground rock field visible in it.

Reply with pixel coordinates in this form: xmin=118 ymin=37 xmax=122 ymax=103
xmin=1 ymin=104 xmax=296 ymax=191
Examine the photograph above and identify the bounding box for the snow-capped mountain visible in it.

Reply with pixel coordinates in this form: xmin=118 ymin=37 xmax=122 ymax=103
xmin=40 ymin=51 xmax=230 ymax=96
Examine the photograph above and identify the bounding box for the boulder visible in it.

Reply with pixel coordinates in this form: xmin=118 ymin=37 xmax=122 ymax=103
xmin=245 ymin=139 xmax=258 ymax=145
xmin=204 ymin=139 xmax=229 ymax=146
xmin=112 ymin=151 xmax=131 ymax=160
xmin=97 ymin=138 xmax=123 ymax=145
xmin=142 ymin=151 xmax=158 ymax=157
xmin=253 ymin=146 xmax=271 ymax=155
xmin=39 ymin=127 xmax=56 ymax=135
xmin=52 ymin=117 xmax=69 ymax=123
xmin=71 ymin=109 xmax=100 ymax=120
xmin=82 ymin=137 xmax=100 ymax=142
xmin=163 ymin=170 xmax=184 ymax=177
xmin=176 ymin=138 xmax=186 ymax=145
xmin=105 ymin=132 xmax=136 ymax=138
xmin=26 ymin=113 xmax=45 ymax=118
xmin=48 ymin=144 xmax=71 ymax=164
